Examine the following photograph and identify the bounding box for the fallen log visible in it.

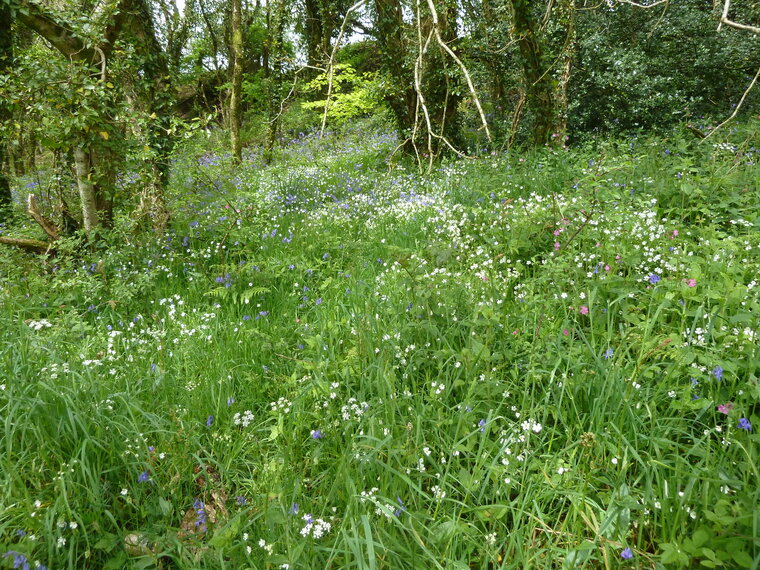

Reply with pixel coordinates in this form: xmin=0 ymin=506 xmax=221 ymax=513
xmin=0 ymin=236 xmax=53 ymax=254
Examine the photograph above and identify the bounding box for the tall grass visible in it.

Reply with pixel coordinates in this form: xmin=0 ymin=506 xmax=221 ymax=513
xmin=0 ymin=123 xmax=758 ymax=569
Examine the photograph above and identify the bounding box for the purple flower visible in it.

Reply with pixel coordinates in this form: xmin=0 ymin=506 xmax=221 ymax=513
xmin=738 ymin=418 xmax=752 ymax=431
xmin=315 ymin=298 xmax=323 ymax=306
xmin=394 ymin=496 xmax=406 ymax=516
xmin=603 ymin=348 xmax=614 ymax=359
xmin=227 ymin=397 xmax=235 ymax=406
xmin=478 ymin=419 xmax=486 ymax=433
xmin=649 ymin=274 xmax=660 ymax=284
xmin=621 ymin=547 xmax=633 ymax=560
xmin=138 ymin=471 xmax=150 ymax=483
xmin=712 ymin=366 xmax=723 ymax=380
xmin=311 ymin=429 xmax=324 ymax=439
xmin=236 ymin=496 xmax=247 ymax=505
xmin=2 ymin=551 xmax=30 ymax=570
xmin=289 ymin=502 xmax=300 ymax=515
xmin=193 ymin=499 xmax=208 ymax=532
xmin=206 ymin=415 xmax=214 ymax=427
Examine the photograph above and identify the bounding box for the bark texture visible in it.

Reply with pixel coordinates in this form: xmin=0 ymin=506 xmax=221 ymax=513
xmin=230 ymin=0 xmax=243 ymax=164
xmin=73 ymin=147 xmax=99 ymax=232
xmin=0 ymin=2 xmax=14 ymax=208
xmin=374 ymin=0 xmax=417 ymax=140
xmin=510 ymin=0 xmax=570 ymax=146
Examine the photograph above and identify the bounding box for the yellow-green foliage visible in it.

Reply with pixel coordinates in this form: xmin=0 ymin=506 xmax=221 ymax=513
xmin=301 ymin=64 xmax=381 ymax=125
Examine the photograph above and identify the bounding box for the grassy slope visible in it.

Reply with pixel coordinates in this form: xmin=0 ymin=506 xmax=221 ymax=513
xmin=0 ymin=124 xmax=758 ymax=569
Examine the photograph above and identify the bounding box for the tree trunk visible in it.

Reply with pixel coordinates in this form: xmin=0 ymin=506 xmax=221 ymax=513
xmin=124 ymin=0 xmax=175 ymax=228
xmin=230 ymin=0 xmax=243 ymax=164
xmin=13 ymin=0 xmax=134 ymax=230
xmin=374 ymin=0 xmax=417 ymax=141
xmin=554 ymin=0 xmax=575 ymax=143
xmin=304 ymin=0 xmax=326 ymax=71
xmin=264 ymin=0 xmax=287 ymax=163
xmin=0 ymin=1 xmax=13 ymax=209
xmin=510 ymin=0 xmax=564 ymax=146
xmin=73 ymin=146 xmax=99 ymax=233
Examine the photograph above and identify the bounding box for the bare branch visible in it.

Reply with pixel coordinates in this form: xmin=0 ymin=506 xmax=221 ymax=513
xmin=717 ymin=0 xmax=760 ymax=34
xmin=720 ymin=18 xmax=760 ymax=35
xmin=613 ymin=0 xmax=668 ymax=8
xmin=703 ymin=63 xmax=760 ymax=140
xmin=414 ymin=0 xmax=435 ymax=173
xmin=26 ymin=194 xmax=60 ymax=240
xmin=425 ymin=0 xmax=492 ymax=141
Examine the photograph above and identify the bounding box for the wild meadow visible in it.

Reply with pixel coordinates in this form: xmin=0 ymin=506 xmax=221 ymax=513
xmin=1 ymin=123 xmax=758 ymax=569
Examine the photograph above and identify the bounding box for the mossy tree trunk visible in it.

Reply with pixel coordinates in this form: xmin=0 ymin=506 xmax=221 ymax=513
xmin=374 ymin=0 xmax=417 ymax=142
xmin=230 ymin=0 xmax=243 ymax=165
xmin=0 ymin=1 xmax=14 ymax=209
xmin=510 ymin=0 xmax=573 ymax=146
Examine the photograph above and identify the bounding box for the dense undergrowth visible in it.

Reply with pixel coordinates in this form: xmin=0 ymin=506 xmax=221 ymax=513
xmin=0 ymin=121 xmax=759 ymax=569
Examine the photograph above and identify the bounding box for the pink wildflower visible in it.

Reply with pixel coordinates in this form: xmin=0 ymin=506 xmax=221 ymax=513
xmin=717 ymin=402 xmax=734 ymax=415
xmin=687 ymin=279 xmax=696 ymax=287
xmin=579 ymin=305 xmax=589 ymax=315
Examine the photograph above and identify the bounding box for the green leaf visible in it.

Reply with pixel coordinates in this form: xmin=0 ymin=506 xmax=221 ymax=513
xmin=93 ymin=533 xmax=119 ymax=551
xmin=208 ymin=513 xmax=244 ymax=548
xmin=731 ymin=551 xmax=754 ymax=568
xmin=103 ymin=552 xmax=127 ymax=569
xmin=563 ymin=541 xmax=595 ymax=568
xmin=691 ymin=528 xmax=710 ymax=548
xmin=159 ymin=496 xmax=173 ymax=516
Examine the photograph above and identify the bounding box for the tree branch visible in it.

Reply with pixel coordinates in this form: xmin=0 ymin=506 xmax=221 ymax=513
xmin=425 ymin=0 xmax=492 ymax=141
xmin=14 ymin=0 xmax=93 ymax=61
xmin=613 ymin=0 xmax=668 ymax=8
xmin=26 ymin=194 xmax=60 ymax=240
xmin=703 ymin=63 xmax=760 ymax=140
xmin=717 ymin=0 xmax=760 ymax=34
xmin=14 ymin=0 xmax=136 ymax=63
